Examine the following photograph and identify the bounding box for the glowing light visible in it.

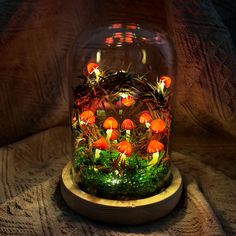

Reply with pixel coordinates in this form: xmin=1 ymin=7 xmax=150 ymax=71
xmin=105 ymin=37 xmax=113 ymax=45
xmin=160 ymin=76 xmax=172 ymax=88
xmin=126 ymin=32 xmax=133 ymax=37
xmin=121 ymin=96 xmax=135 ymax=107
xmin=119 ymin=37 xmax=124 ymax=43
xmin=127 ymin=25 xmax=137 ymax=30
xmin=87 ymin=63 xmax=99 ymax=74
xmin=112 ymin=23 xmax=122 ymax=29
xmin=125 ymin=37 xmax=133 ymax=43
xmin=114 ymin=32 xmax=122 ymax=38
xmin=120 ymin=92 xmax=129 ymax=98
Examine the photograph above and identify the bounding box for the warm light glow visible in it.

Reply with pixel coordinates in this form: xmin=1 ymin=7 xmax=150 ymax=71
xmin=87 ymin=62 xmax=99 ymax=75
xmin=112 ymin=23 xmax=122 ymax=29
xmin=105 ymin=37 xmax=113 ymax=45
xmin=127 ymin=25 xmax=137 ymax=30
xmin=70 ymin=24 xmax=177 ymax=201
xmin=121 ymin=96 xmax=135 ymax=107
xmin=125 ymin=37 xmax=133 ymax=43
xmin=120 ymin=92 xmax=129 ymax=98
xmin=160 ymin=76 xmax=172 ymax=88
xmin=114 ymin=32 xmax=122 ymax=38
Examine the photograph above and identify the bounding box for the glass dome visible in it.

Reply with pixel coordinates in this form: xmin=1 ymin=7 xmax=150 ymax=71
xmin=69 ymin=23 xmax=177 ymax=200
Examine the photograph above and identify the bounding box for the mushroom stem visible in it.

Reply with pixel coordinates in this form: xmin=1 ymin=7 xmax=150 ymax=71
xmin=148 ymin=151 xmax=159 ymax=167
xmin=120 ymin=151 xmax=127 ymax=163
xmin=94 ymin=68 xmax=101 ymax=82
xmin=95 ymin=149 xmax=101 ymax=159
xmin=125 ymin=130 xmax=131 ymax=141
xmin=160 ymin=81 xmax=165 ymax=94
xmin=106 ymin=129 xmax=112 ymax=142
xmin=145 ymin=121 xmax=150 ymax=128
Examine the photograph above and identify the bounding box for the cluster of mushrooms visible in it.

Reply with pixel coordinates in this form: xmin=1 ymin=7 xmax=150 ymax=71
xmin=74 ymin=63 xmax=172 ymax=169
xmin=78 ymin=108 xmax=167 ymax=168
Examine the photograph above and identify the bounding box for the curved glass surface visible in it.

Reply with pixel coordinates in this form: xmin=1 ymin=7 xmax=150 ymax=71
xmin=69 ymin=23 xmax=177 ymax=200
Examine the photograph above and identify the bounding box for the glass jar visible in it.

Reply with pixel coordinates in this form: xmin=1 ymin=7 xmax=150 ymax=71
xmin=69 ymin=23 xmax=176 ymax=200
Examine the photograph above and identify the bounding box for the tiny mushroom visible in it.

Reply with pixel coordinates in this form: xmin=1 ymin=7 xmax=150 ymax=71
xmin=121 ymin=95 xmax=135 ymax=107
xmin=147 ymin=140 xmax=164 ymax=167
xmin=117 ymin=140 xmax=132 ymax=164
xmin=150 ymin=118 xmax=166 ymax=133
xmin=121 ymin=119 xmax=135 ymax=141
xmin=159 ymin=76 xmax=171 ymax=94
xmin=87 ymin=62 xmax=101 ymax=80
xmin=87 ymin=62 xmax=99 ymax=75
xmin=110 ymin=129 xmax=119 ymax=141
xmin=103 ymin=116 xmax=119 ymax=141
xmin=160 ymin=76 xmax=172 ymax=88
xmin=139 ymin=111 xmax=153 ymax=128
xmin=79 ymin=110 xmax=95 ymax=125
xmin=93 ymin=136 xmax=108 ymax=159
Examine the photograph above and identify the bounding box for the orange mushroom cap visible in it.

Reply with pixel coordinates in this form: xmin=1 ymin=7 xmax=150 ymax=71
xmin=117 ymin=141 xmax=132 ymax=156
xmin=150 ymin=119 xmax=166 ymax=133
xmin=93 ymin=137 xmax=108 ymax=150
xmin=121 ymin=96 xmax=135 ymax=107
xmin=110 ymin=129 xmax=119 ymax=140
xmin=79 ymin=110 xmax=95 ymax=124
xmin=147 ymin=140 xmax=164 ymax=153
xmin=103 ymin=117 xmax=118 ymax=129
xmin=160 ymin=76 xmax=171 ymax=88
xmin=87 ymin=62 xmax=99 ymax=75
xmin=121 ymin=119 xmax=135 ymax=130
xmin=139 ymin=111 xmax=153 ymax=124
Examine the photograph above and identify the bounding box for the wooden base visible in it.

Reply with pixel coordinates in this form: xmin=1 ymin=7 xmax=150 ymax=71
xmin=60 ymin=162 xmax=182 ymax=225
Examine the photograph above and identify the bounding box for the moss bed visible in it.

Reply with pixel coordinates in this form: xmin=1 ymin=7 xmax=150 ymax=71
xmin=73 ymin=147 xmax=171 ymax=200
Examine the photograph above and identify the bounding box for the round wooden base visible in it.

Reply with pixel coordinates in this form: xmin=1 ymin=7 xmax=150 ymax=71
xmin=60 ymin=162 xmax=182 ymax=225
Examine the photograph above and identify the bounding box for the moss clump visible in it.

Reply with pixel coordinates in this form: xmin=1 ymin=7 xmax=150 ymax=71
xmin=74 ymin=149 xmax=170 ymax=200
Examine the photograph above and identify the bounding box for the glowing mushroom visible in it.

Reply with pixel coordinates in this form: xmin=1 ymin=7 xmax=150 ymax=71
xmin=121 ymin=119 xmax=135 ymax=141
xmin=93 ymin=136 xmax=108 ymax=159
xmin=150 ymin=119 xmax=166 ymax=133
xmin=110 ymin=129 xmax=119 ymax=141
xmin=103 ymin=117 xmax=118 ymax=141
xmin=139 ymin=111 xmax=153 ymax=128
xmin=79 ymin=110 xmax=95 ymax=125
xmin=158 ymin=76 xmax=171 ymax=94
xmin=147 ymin=140 xmax=164 ymax=167
xmin=121 ymin=95 xmax=135 ymax=107
xmin=160 ymin=76 xmax=172 ymax=88
xmin=87 ymin=62 xmax=99 ymax=75
xmin=117 ymin=140 xmax=132 ymax=164
xmin=87 ymin=62 xmax=101 ymax=81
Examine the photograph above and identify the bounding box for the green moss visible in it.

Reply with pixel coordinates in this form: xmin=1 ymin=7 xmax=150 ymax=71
xmin=76 ymin=158 xmax=169 ymax=200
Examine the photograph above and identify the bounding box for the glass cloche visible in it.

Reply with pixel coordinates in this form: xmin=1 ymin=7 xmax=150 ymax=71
xmin=68 ymin=23 xmax=177 ymax=201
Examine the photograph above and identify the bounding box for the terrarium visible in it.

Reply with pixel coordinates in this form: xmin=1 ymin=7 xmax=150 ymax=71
xmin=61 ymin=23 xmax=182 ymax=225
